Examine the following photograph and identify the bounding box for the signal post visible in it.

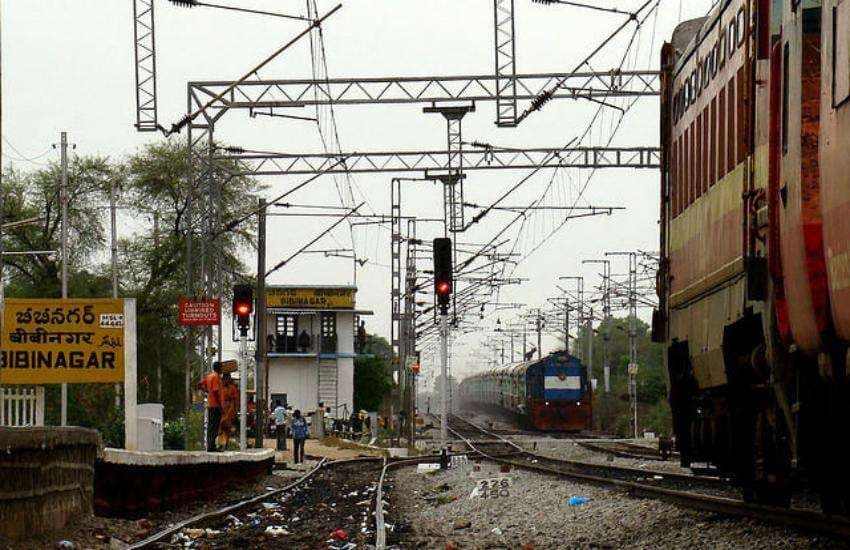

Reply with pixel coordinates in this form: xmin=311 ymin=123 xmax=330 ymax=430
xmin=233 ymin=284 xmax=254 ymax=451
xmin=433 ymin=237 xmax=452 ymax=458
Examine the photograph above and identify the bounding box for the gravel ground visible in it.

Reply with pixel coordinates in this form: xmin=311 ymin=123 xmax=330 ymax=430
xmin=386 ymin=458 xmax=849 ymax=549
xmin=6 ymin=468 xmax=309 ymax=550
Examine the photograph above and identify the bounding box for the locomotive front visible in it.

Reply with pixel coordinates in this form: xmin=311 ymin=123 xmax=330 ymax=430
xmin=527 ymin=352 xmax=592 ymax=432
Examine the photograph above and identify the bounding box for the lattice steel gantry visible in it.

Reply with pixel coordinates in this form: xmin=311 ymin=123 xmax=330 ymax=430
xmin=494 ymin=0 xmax=518 ymax=127
xmin=133 ymin=0 xmax=159 ymax=132
xmin=424 ymin=104 xmax=475 ymax=235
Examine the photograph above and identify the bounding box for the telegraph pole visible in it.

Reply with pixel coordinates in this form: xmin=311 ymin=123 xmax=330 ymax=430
xmin=584 ymin=259 xmax=612 ymax=393
xmin=59 ymin=132 xmax=69 ymax=426
xmin=110 ymin=179 xmax=121 ymax=409
xmin=608 ymin=251 xmax=639 ymax=437
xmin=255 ymin=198 xmax=267 ymax=448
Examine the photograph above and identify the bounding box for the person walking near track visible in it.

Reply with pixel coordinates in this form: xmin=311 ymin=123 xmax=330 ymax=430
xmin=272 ymin=401 xmax=288 ymax=451
xmin=290 ymin=409 xmax=309 ymax=464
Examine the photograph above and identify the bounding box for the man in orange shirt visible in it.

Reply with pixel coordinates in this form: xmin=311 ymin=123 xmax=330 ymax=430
xmin=196 ymin=361 xmax=223 ymax=452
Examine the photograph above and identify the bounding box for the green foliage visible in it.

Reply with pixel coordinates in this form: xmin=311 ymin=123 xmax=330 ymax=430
xmin=354 ymin=353 xmax=392 ymax=412
xmin=360 ymin=333 xmax=393 ymax=361
xmin=577 ymin=316 xmax=671 ymax=436
xmin=164 ymin=417 xmax=188 ymax=450
xmin=0 ymin=138 xmax=264 ymax=440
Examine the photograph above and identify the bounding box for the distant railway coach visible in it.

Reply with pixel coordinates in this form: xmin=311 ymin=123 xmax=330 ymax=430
xmin=657 ymin=0 xmax=850 ymax=513
xmin=459 ymin=352 xmax=592 ymax=432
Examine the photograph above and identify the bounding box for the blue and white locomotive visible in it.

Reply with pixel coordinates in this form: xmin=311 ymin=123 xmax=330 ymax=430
xmin=459 ymin=351 xmax=592 ymax=431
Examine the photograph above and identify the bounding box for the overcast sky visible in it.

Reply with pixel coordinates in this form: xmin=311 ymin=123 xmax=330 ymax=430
xmin=1 ymin=0 xmax=717 ymax=385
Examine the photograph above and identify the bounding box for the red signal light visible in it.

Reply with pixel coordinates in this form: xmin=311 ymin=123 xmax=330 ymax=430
xmin=436 ymin=280 xmax=451 ymax=296
xmin=234 ymin=303 xmax=251 ymax=317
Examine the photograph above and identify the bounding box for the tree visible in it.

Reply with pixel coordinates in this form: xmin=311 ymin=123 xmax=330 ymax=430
xmin=1 ymin=157 xmax=115 ymax=295
xmin=354 ymin=355 xmax=392 ymax=412
xmin=577 ymin=316 xmax=671 ymax=436
xmin=0 ymin=138 xmax=265 ymax=428
xmin=118 ymin=138 xmax=265 ymax=419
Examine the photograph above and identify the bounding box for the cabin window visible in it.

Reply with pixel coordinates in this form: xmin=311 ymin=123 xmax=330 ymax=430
xmin=711 ymin=46 xmax=719 ymax=78
xmin=835 ymin=2 xmax=850 ymax=107
xmin=320 ymin=312 xmax=337 ymax=354
xmin=736 ymin=8 xmax=746 ymax=47
xmin=728 ymin=21 xmax=737 ymax=56
xmin=782 ymin=42 xmax=790 ymax=154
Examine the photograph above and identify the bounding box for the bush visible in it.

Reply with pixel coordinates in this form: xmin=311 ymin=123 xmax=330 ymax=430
xmin=641 ymin=400 xmax=673 ymax=437
xmin=163 ymin=410 xmax=205 ymax=450
xmin=163 ymin=418 xmax=186 ymax=450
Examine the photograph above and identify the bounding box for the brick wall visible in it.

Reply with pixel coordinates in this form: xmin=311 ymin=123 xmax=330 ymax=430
xmin=0 ymin=427 xmax=101 ymax=539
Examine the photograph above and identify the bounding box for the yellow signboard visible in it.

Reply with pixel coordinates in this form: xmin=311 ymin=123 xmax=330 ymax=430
xmin=266 ymin=287 xmax=355 ymax=309
xmin=1 ymin=298 xmax=126 ymax=385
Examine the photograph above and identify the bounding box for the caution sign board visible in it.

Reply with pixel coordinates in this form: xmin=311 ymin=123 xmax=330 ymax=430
xmin=178 ymin=297 xmax=221 ymax=326
xmin=266 ymin=287 xmax=355 ymax=309
xmin=1 ymin=298 xmax=126 ymax=385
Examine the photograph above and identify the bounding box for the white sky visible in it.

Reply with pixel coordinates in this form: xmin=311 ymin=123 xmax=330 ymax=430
xmin=1 ymin=0 xmax=717 ymax=385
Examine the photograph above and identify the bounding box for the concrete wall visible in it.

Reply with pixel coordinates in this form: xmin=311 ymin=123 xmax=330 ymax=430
xmin=0 ymin=427 xmax=101 ymax=539
xmin=268 ymin=356 xmax=318 ymax=413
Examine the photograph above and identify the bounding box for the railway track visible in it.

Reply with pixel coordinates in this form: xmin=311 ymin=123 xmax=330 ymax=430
xmin=128 ymin=457 xmax=386 ymax=549
xmin=448 ymin=415 xmax=850 ymax=539
xmin=575 ymin=439 xmax=676 ymax=461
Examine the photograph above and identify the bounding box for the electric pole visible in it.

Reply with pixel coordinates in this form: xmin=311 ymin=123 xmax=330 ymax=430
xmin=59 ymin=132 xmax=70 ymax=426
xmin=110 ymin=179 xmax=121 ymax=409
xmin=584 ymin=259 xmax=611 ymax=392
xmin=255 ymin=198 xmax=267 ymax=449
xmin=608 ymin=251 xmax=639 ymax=437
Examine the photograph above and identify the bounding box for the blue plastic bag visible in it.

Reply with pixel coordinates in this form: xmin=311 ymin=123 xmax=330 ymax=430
xmin=568 ymin=496 xmax=590 ymax=506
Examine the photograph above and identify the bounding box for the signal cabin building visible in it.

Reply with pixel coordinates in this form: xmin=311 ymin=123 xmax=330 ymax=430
xmin=263 ymin=285 xmax=369 ymax=417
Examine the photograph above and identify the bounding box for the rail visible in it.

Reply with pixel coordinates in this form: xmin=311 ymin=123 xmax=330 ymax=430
xmin=448 ymin=415 xmax=850 ymax=539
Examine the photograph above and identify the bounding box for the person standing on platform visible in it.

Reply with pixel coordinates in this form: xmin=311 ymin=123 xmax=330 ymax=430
xmin=218 ymin=373 xmax=239 ymax=449
xmin=196 ymin=361 xmax=223 ymax=452
xmin=272 ymin=401 xmax=288 ymax=451
xmin=290 ymin=409 xmax=309 ymax=464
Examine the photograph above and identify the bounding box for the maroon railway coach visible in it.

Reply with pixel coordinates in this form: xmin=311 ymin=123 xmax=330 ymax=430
xmin=657 ymin=0 xmax=850 ymax=512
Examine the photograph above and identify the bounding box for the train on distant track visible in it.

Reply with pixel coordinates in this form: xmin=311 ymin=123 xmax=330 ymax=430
xmin=656 ymin=0 xmax=850 ymax=513
xmin=458 ymin=351 xmax=592 ymax=432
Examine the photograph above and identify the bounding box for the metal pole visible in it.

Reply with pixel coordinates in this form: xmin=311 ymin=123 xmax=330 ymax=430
xmin=60 ymin=132 xmax=69 ymax=426
xmin=564 ymin=298 xmax=570 ymax=354
xmin=439 ymin=312 xmax=448 ymax=449
xmin=154 ymin=213 xmax=162 ymax=402
xmin=629 ymin=253 xmax=638 ymax=438
xmin=239 ymin=331 xmax=248 ymax=450
xmin=110 ymin=179 xmax=121 ymax=409
xmin=536 ymin=311 xmax=542 ymax=360
xmin=586 ymin=307 xmax=593 ymax=386
xmin=184 ymin=112 xmax=194 ymax=450
xmin=255 ymin=198 xmax=267 ymax=449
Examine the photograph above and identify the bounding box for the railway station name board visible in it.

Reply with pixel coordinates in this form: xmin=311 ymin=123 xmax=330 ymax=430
xmin=266 ymin=287 xmax=355 ymax=310
xmin=178 ymin=297 xmax=221 ymax=326
xmin=0 ymin=298 xmax=127 ymax=385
